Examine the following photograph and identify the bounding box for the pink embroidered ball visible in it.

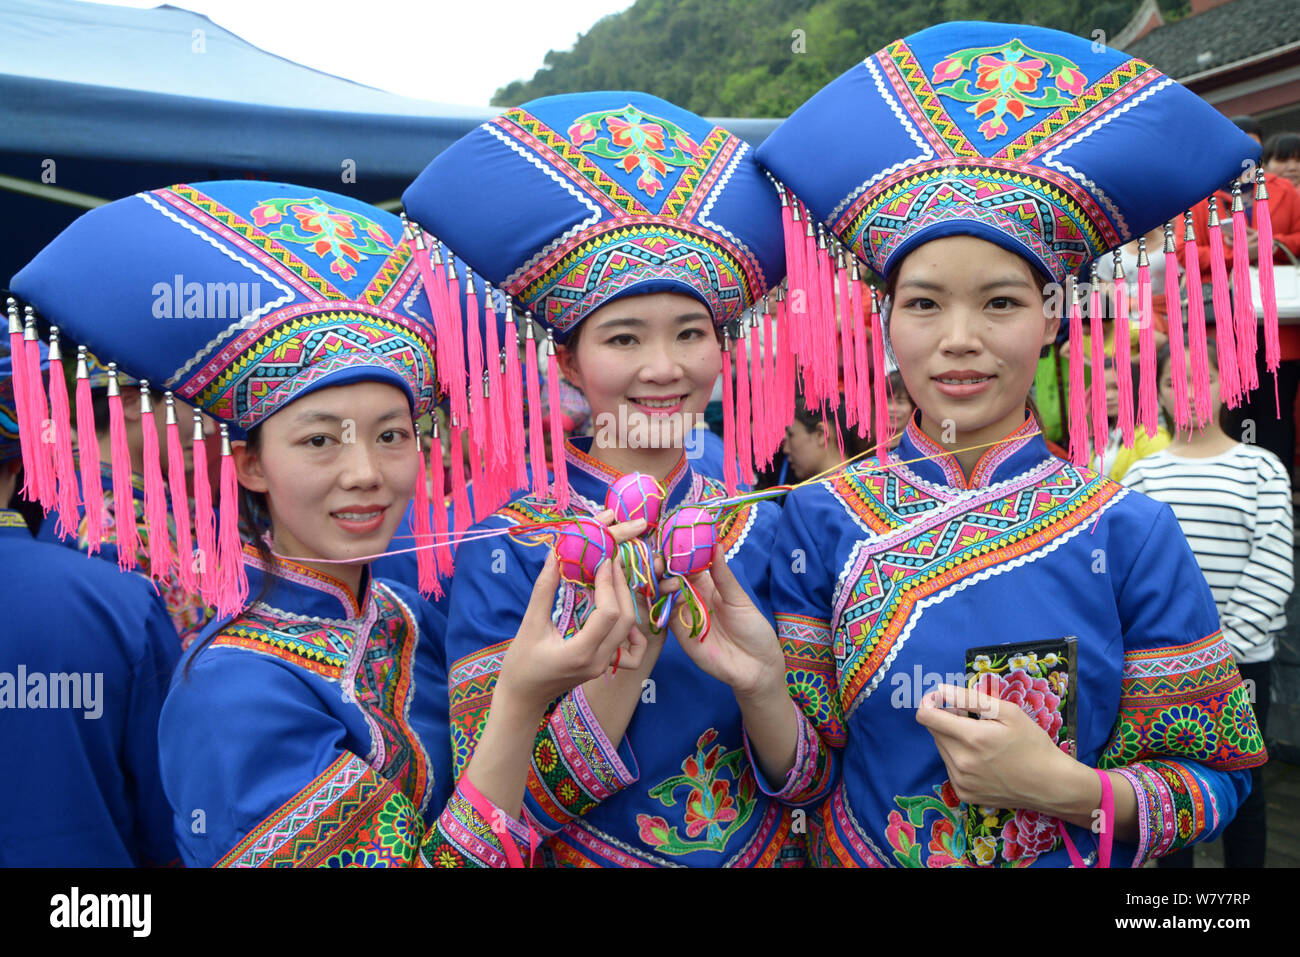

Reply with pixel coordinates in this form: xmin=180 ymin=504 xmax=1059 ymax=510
xmin=659 ymin=505 xmax=716 ymax=577
xmin=553 ymin=517 xmax=616 ymax=586
xmin=605 ymin=472 xmax=665 ymax=530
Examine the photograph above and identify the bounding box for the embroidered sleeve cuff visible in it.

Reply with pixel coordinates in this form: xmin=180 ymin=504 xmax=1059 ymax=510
xmin=1113 ymin=760 xmax=1222 ymax=864
xmin=744 ymin=698 xmax=834 ymax=806
xmin=524 ymin=685 xmax=639 ymax=834
xmin=1111 ymin=766 xmax=1155 ymax=868
xmin=422 ymin=778 xmax=532 ymax=868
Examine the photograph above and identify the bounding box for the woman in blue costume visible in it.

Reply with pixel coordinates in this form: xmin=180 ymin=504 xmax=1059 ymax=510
xmin=0 ymin=341 xmax=179 ymax=866
xmin=403 ymin=92 xmax=803 ymax=867
xmin=657 ymin=22 xmax=1269 ymax=867
xmin=11 ymin=181 xmax=643 ymax=868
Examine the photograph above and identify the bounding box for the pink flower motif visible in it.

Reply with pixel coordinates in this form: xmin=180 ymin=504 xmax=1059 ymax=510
xmin=1002 ymin=808 xmax=1057 ymax=861
xmin=673 ymin=132 xmax=703 ymax=159
xmin=1054 ymin=67 xmax=1086 ymax=97
xmin=932 ymin=57 xmax=964 ymax=83
xmin=976 ymin=669 xmax=1064 ymax=743
xmin=636 ymin=814 xmax=671 ymax=847
xmin=567 ymin=121 xmax=599 ymax=146
xmin=366 ymin=223 xmax=394 ymax=247
xmin=331 ymin=257 xmax=358 ymax=282
xmin=250 ymin=204 xmax=282 ymax=227
xmin=636 ymin=170 xmax=663 ymax=196
xmin=886 ymin=809 xmax=916 ymax=850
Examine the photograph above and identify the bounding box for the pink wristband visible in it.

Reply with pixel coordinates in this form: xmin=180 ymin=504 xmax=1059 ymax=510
xmin=1057 ymin=768 xmax=1114 ymax=868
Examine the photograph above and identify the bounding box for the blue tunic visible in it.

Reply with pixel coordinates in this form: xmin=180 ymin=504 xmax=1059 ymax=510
xmin=768 ymin=414 xmax=1266 ymax=867
xmin=158 ymin=546 xmax=529 ymax=867
xmin=0 ymin=508 xmax=180 ymax=866
xmin=446 ymin=436 xmax=803 ymax=867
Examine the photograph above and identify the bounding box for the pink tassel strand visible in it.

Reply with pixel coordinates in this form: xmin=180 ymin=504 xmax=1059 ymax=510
xmin=850 ymin=263 xmax=871 ymax=438
xmin=138 ymin=383 xmax=175 ymax=581
xmin=803 ymin=219 xmax=823 ymax=400
xmin=164 ymin=393 xmax=197 ymax=595
xmin=1206 ymin=197 xmax=1242 ymax=407
xmin=523 ymin=319 xmax=548 ymax=501
xmin=871 ymin=289 xmax=889 ymax=464
xmin=1111 ymin=254 xmax=1136 ymax=446
xmin=449 ymin=414 xmax=472 ymax=537
xmin=412 ymin=425 xmax=440 ymax=599
xmin=1136 ymin=241 xmax=1159 ymax=438
xmin=106 ymin=365 xmax=139 ymax=571
xmin=1067 ymin=279 xmax=1089 ymax=466
xmin=191 ymin=411 xmax=217 ymax=603
xmin=1162 ymin=226 xmax=1191 ymax=434
xmin=816 ymin=229 xmax=839 ymax=407
xmin=1230 ymin=185 xmax=1258 ymax=392
xmin=1088 ymin=266 xmax=1108 ymax=461
xmin=45 ymin=329 xmax=81 ymax=539
xmin=1184 ymin=213 xmax=1213 ymax=428
xmin=444 ymin=258 xmax=469 ymax=429
xmin=503 ymin=304 xmax=528 ymax=492
xmin=216 ymin=426 xmax=249 ymax=618
xmin=430 ymin=418 xmax=452 ymax=578
xmin=837 ymin=249 xmax=857 ymax=429
xmin=749 ymin=311 xmax=768 ymax=468
xmin=784 ymin=199 xmax=809 ymax=368
xmin=1256 ymin=171 xmax=1281 ymax=385
xmin=483 ymin=285 xmax=510 ymax=497
xmin=545 ymin=333 xmax=570 ymax=511
xmin=758 ymin=298 xmax=776 ymax=466
xmin=22 ymin=313 xmax=56 ymax=510
xmin=720 ymin=327 xmax=739 ymax=496
xmin=73 ymin=348 xmax=104 ymax=553
xmin=734 ymin=320 xmax=755 ymax=487
xmin=7 ymin=302 xmax=38 ymax=502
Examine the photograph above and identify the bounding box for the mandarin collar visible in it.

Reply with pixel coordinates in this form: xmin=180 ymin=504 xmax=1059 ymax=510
xmin=241 ymin=542 xmax=373 ymax=622
xmin=0 ymin=509 xmax=30 ymax=537
xmin=895 ymin=411 xmax=1050 ymax=490
xmin=562 ymin=435 xmax=692 ymax=512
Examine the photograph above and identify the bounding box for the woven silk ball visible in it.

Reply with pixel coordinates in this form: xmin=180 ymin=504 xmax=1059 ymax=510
xmin=659 ymin=505 xmax=716 ymax=577
xmin=553 ymin=517 xmax=617 ymax=586
xmin=605 ymin=472 xmax=666 ymax=530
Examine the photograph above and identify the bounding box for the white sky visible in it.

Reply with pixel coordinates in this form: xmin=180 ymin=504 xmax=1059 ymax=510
xmin=93 ymin=0 xmax=636 ymax=106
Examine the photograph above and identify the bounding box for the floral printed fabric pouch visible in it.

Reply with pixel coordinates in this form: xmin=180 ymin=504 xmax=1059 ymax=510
xmin=962 ymin=637 xmax=1078 ymax=866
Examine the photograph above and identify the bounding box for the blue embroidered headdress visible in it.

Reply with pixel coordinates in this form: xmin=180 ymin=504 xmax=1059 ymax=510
xmin=402 ymin=91 xmax=787 ymax=500
xmin=756 ymin=21 xmax=1276 ymax=468
xmin=9 ymin=181 xmax=447 ymax=610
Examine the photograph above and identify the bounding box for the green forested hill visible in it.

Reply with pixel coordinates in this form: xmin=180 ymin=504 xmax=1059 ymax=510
xmin=492 ymin=0 xmax=1189 ymax=116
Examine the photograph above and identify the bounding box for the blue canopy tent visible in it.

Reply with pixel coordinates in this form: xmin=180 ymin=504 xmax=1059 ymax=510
xmin=0 ymin=0 xmax=779 ymax=286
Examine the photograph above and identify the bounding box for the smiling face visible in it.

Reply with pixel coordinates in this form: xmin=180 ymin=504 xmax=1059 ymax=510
xmin=887 ymin=235 xmax=1055 ymax=452
xmin=234 ymin=381 xmax=417 ymax=574
xmin=557 ymin=291 xmax=722 ymax=473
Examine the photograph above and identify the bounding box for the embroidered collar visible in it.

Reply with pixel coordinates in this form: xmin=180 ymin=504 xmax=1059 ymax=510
xmin=241 ymin=541 xmax=371 ymax=621
xmin=0 ymin=509 xmax=30 ymax=535
xmin=898 ymin=411 xmax=1047 ymax=490
xmin=563 ymin=435 xmax=692 ymax=512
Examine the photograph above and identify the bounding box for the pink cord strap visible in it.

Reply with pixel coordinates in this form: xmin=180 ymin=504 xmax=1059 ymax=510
xmin=1057 ymin=768 xmax=1115 ymax=868
xmin=457 ymin=776 xmax=537 ymax=869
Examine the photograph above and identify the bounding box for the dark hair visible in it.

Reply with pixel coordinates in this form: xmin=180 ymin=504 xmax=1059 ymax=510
xmin=1231 ymin=115 xmax=1262 ymax=138
xmin=182 ymin=423 xmax=274 ymax=680
xmin=1155 ymin=338 xmax=1228 ymax=431
xmin=886 ymin=370 xmax=912 ymax=405
xmin=1263 ymin=132 xmax=1300 ymax=164
xmin=792 ymin=394 xmax=868 ymax=459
